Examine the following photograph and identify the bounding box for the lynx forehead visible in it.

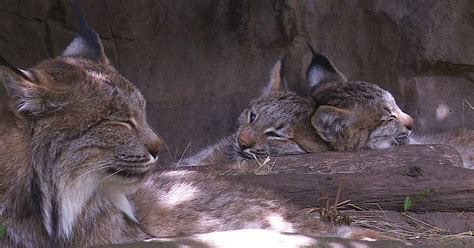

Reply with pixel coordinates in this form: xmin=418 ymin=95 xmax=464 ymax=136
xmin=87 ymin=69 xmax=109 ymax=82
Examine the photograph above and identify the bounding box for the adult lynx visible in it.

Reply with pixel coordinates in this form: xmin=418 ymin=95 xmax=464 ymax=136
xmin=0 ymin=6 xmax=392 ymax=247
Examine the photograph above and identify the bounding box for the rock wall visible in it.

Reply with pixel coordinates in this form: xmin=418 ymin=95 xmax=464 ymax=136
xmin=0 ymin=0 xmax=472 ymax=164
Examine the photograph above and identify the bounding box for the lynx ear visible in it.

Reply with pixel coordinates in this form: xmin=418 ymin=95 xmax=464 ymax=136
xmin=0 ymin=55 xmax=33 ymax=81
xmin=306 ymin=43 xmax=346 ymax=92
xmin=0 ymin=65 xmax=53 ymax=116
xmin=62 ymin=1 xmax=107 ymax=62
xmin=261 ymin=55 xmax=288 ymax=96
xmin=311 ymin=105 xmax=353 ymax=142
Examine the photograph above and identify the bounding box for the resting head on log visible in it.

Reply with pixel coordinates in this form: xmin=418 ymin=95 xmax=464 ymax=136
xmin=306 ymin=45 xmax=413 ymax=152
xmin=178 ymin=49 xmax=417 ymax=167
xmin=177 ymin=55 xmax=329 ymax=167
xmin=178 ymin=43 xmax=467 ymax=168
xmin=306 ymin=45 xmax=472 ymax=168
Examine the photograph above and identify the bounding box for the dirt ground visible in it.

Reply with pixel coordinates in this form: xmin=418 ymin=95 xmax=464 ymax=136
xmin=338 ymin=209 xmax=474 ymax=246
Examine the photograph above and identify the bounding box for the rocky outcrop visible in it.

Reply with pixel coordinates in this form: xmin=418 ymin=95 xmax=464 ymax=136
xmin=0 ymin=0 xmax=472 ymax=163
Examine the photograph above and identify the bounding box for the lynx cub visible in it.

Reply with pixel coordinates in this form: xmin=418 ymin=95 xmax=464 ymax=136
xmin=307 ymin=46 xmax=472 ymax=168
xmin=0 ymin=6 xmax=392 ymax=247
xmin=306 ymin=46 xmax=414 ymax=151
xmin=178 ymin=57 xmax=328 ymax=166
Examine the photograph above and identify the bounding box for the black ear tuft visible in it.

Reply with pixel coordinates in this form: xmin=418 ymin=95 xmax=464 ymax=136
xmin=305 ymin=42 xmax=346 ymax=92
xmin=62 ymin=0 xmax=106 ymax=62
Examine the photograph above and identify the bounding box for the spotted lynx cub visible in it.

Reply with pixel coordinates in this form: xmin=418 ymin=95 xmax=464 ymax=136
xmin=178 ymin=57 xmax=328 ymax=166
xmin=306 ymin=46 xmax=414 ymax=151
xmin=179 ymin=49 xmax=415 ymax=166
xmin=0 ymin=6 xmax=391 ymax=247
xmin=307 ymin=47 xmax=472 ymax=168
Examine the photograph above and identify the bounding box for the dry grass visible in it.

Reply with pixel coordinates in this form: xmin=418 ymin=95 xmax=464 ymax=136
xmin=305 ymin=206 xmax=474 ymax=244
xmin=350 ymin=210 xmax=441 ymax=241
xmin=303 ymin=179 xmax=474 ymax=245
xmin=350 ymin=210 xmax=473 ymax=244
xmin=205 ymin=155 xmax=280 ymax=176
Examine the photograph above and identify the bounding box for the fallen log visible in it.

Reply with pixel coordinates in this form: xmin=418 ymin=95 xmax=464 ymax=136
xmin=169 ymin=145 xmax=474 ymax=212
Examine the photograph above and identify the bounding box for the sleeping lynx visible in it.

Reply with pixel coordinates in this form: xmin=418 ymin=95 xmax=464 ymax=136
xmin=178 ymin=57 xmax=328 ymax=166
xmin=306 ymin=46 xmax=414 ymax=151
xmin=179 ymin=48 xmax=415 ymax=166
xmin=0 ymin=6 xmax=392 ymax=247
xmin=306 ymin=46 xmax=472 ymax=168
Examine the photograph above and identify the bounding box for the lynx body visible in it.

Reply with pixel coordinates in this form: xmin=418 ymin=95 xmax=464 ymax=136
xmin=0 ymin=8 xmax=391 ymax=247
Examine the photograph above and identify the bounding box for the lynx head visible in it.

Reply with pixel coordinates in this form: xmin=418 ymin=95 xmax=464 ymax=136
xmin=0 ymin=16 xmax=162 ymax=239
xmin=234 ymin=56 xmax=323 ymax=159
xmin=306 ymin=47 xmax=413 ymax=151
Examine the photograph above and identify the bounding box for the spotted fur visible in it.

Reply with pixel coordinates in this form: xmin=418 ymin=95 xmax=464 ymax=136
xmin=178 ymin=58 xmax=327 ymax=166
xmin=307 ymin=47 xmax=472 ymax=164
xmin=306 ymin=46 xmax=414 ymax=151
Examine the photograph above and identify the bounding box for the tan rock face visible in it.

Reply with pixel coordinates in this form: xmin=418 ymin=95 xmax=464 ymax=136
xmin=1 ymin=0 xmax=472 ymax=164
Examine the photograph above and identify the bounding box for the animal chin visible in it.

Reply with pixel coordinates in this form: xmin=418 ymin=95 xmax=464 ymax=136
xmin=370 ymin=140 xmax=393 ymax=149
xmin=106 ymin=165 xmax=150 ymax=181
xmin=395 ymin=133 xmax=411 ymax=145
xmin=238 ymin=150 xmax=254 ymax=159
xmin=239 ymin=149 xmax=269 ymax=159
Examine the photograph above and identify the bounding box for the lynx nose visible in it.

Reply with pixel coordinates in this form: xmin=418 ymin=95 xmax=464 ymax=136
xmin=147 ymin=138 xmax=163 ymax=159
xmin=400 ymin=113 xmax=414 ymax=131
xmin=237 ymin=132 xmax=255 ymax=150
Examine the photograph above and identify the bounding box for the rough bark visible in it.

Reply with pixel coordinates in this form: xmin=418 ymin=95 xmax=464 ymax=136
xmin=170 ymin=145 xmax=474 ymax=212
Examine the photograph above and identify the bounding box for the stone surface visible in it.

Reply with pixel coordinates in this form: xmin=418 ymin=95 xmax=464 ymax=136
xmin=0 ymin=0 xmax=473 ymax=164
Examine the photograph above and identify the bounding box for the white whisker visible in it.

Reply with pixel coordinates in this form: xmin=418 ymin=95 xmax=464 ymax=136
xmin=67 ymin=164 xmax=112 ymax=188
xmin=61 ymin=161 xmax=108 ymax=175
xmin=95 ymin=167 xmax=126 ymax=186
xmin=175 ymin=142 xmax=192 ymax=167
